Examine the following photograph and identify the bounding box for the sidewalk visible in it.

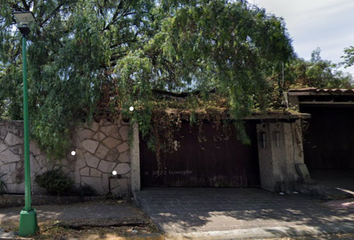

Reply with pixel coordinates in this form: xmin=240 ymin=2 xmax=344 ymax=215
xmin=135 ymin=188 xmax=354 ymax=239
xmin=0 ymin=199 xmax=162 ymax=240
xmin=1 ymin=189 xmax=354 ymax=240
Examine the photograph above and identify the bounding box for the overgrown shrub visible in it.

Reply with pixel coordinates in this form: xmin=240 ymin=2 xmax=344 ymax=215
xmin=77 ymin=184 xmax=98 ymax=197
xmin=35 ymin=168 xmax=75 ymax=196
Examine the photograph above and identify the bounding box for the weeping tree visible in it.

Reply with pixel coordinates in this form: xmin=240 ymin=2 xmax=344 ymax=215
xmin=0 ymin=0 xmax=294 ymax=159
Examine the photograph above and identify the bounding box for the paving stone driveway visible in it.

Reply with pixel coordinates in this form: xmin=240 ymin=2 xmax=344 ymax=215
xmin=135 ymin=188 xmax=354 ymax=239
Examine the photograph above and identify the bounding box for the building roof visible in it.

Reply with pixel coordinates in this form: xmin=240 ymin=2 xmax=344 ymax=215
xmin=287 ymin=88 xmax=354 ymax=108
xmin=288 ymin=88 xmax=354 ymax=95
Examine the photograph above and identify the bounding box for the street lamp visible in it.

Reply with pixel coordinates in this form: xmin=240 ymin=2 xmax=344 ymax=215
xmin=13 ymin=11 xmax=39 ymax=237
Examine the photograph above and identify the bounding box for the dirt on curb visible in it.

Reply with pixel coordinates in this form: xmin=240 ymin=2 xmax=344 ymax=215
xmin=0 ymin=199 xmax=161 ymax=240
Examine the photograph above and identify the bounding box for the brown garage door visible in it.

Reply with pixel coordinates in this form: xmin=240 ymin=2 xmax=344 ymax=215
xmin=302 ymin=107 xmax=354 ymax=170
xmin=140 ymin=121 xmax=260 ymax=187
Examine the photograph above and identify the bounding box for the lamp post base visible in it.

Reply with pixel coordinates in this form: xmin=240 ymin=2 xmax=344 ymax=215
xmin=18 ymin=209 xmax=39 ymax=237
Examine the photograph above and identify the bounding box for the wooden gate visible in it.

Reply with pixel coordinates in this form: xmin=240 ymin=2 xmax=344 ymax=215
xmin=140 ymin=121 xmax=260 ymax=187
xmin=302 ymin=107 xmax=354 ymax=170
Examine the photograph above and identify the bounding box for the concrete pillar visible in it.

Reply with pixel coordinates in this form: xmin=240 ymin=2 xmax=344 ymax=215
xmin=257 ymin=120 xmax=306 ymax=192
xmin=130 ymin=123 xmax=141 ymax=192
xmin=257 ymin=123 xmax=274 ymax=191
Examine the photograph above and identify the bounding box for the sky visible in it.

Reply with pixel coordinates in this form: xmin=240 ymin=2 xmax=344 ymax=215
xmin=252 ymin=0 xmax=354 ymax=75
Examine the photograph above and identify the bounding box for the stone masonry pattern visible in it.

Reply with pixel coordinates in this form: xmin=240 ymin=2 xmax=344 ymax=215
xmin=0 ymin=119 xmax=131 ymax=196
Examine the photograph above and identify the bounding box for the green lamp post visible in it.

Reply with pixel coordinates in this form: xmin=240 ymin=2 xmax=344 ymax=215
xmin=13 ymin=11 xmax=39 ymax=237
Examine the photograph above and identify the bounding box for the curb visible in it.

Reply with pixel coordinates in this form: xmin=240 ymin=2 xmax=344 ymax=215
xmin=163 ymin=224 xmax=354 ymax=240
xmin=93 ymin=233 xmax=164 ymax=239
xmin=0 ymin=238 xmax=32 ymax=240
xmin=0 ymin=231 xmax=163 ymax=240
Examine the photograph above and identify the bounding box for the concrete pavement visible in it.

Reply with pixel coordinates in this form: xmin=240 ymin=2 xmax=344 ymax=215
xmin=0 ymin=200 xmax=139 ymax=224
xmin=0 ymin=200 xmax=157 ymax=240
xmin=0 ymin=188 xmax=353 ymax=239
xmin=134 ymin=188 xmax=354 ymax=239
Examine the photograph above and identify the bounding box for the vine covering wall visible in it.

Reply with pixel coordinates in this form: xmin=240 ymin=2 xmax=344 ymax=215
xmin=0 ymin=119 xmax=131 ymax=196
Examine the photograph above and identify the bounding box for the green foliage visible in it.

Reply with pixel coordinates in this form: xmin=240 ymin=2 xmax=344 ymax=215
xmin=77 ymin=184 xmax=98 ymax=197
xmin=261 ymin=48 xmax=354 ymax=110
xmin=35 ymin=168 xmax=75 ymax=196
xmin=115 ymin=0 xmax=294 ymax=141
xmin=263 ymin=48 xmax=353 ymax=109
xmin=267 ymin=48 xmax=353 ymax=104
xmin=34 ymin=168 xmax=98 ymax=196
xmin=0 ymin=173 xmax=7 ymax=194
xmin=342 ymin=46 xmax=354 ymax=67
xmin=0 ymin=0 xmax=294 ymax=158
xmin=288 ymin=48 xmax=353 ymax=89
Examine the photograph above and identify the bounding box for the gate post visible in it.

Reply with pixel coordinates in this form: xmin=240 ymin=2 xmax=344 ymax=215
xmin=130 ymin=123 xmax=141 ymax=192
xmin=257 ymin=119 xmax=308 ymax=192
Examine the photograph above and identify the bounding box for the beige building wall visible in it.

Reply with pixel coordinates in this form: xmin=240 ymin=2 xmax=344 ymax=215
xmin=257 ymin=120 xmax=306 ymax=192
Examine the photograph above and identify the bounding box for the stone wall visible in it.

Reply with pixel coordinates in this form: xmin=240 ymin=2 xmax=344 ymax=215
xmin=71 ymin=119 xmax=131 ymax=195
xmin=0 ymin=119 xmax=132 ymax=196
xmin=0 ymin=121 xmax=25 ymax=193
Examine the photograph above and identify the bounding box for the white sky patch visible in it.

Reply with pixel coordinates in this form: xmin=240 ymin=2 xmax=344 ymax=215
xmin=252 ymin=0 xmax=354 ymax=75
